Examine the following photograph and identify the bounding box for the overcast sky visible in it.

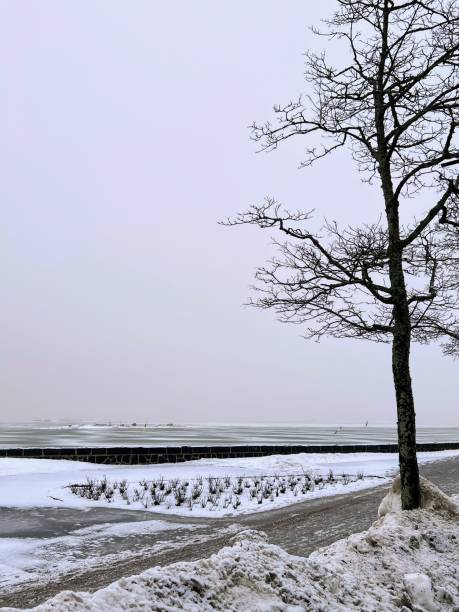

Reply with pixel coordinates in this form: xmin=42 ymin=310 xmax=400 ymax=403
xmin=1 ymin=1 xmax=457 ymax=426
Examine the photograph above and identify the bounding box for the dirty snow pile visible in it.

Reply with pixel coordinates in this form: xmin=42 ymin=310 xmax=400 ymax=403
xmin=10 ymin=478 xmax=459 ymax=612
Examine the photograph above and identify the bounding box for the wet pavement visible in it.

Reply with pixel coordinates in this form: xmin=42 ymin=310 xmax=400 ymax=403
xmin=0 ymin=506 xmax=163 ymax=539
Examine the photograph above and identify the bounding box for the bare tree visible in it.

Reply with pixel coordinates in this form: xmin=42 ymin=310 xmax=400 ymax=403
xmin=225 ymin=0 xmax=459 ymax=509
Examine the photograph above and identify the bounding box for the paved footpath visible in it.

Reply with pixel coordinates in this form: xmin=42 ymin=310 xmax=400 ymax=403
xmin=1 ymin=456 xmax=458 ymax=609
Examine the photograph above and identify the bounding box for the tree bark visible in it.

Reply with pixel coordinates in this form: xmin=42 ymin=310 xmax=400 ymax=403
xmin=384 ymin=193 xmax=422 ymax=510
xmin=391 ymin=294 xmax=421 ymax=510
xmin=381 ymin=175 xmax=421 ymax=509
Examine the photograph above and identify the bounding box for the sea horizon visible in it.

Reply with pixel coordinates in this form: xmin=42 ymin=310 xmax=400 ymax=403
xmin=0 ymin=421 xmax=457 ymax=448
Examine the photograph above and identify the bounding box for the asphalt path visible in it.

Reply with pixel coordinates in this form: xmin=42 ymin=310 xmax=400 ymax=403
xmin=1 ymin=456 xmax=458 ymax=609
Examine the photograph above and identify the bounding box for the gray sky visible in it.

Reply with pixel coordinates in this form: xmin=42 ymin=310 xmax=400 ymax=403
xmin=1 ymin=1 xmax=457 ymax=426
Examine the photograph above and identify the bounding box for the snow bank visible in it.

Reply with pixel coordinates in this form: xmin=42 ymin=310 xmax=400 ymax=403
xmin=1 ymin=449 xmax=458 ymax=515
xmin=9 ymin=479 xmax=458 ymax=612
xmin=403 ymin=573 xmax=438 ymax=612
xmin=378 ymin=474 xmax=459 ymax=518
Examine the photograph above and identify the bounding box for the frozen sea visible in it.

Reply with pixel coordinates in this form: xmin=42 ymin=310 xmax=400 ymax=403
xmin=0 ymin=422 xmax=457 ymax=448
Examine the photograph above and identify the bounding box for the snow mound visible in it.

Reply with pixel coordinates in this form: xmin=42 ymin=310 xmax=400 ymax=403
xmin=7 ymin=479 xmax=459 ymax=612
xmin=378 ymin=475 xmax=459 ymax=518
xmin=403 ymin=573 xmax=438 ymax=612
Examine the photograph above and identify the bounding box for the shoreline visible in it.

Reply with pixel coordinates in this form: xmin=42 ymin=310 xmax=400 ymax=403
xmin=1 ymin=441 xmax=458 ymax=466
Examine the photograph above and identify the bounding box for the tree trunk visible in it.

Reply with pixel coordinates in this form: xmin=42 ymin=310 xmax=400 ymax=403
xmin=373 ymin=5 xmax=420 ymax=509
xmin=392 ymin=300 xmax=421 ymax=510
xmin=378 ymin=164 xmax=422 ymax=509
xmin=385 ymin=207 xmax=421 ymax=509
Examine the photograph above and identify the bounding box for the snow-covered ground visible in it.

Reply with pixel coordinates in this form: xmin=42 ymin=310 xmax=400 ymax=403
xmin=6 ymin=478 xmax=458 ymax=612
xmin=1 ymin=449 xmax=458 ymax=516
xmin=0 ymin=519 xmax=205 ymax=595
xmin=1 ymin=451 xmax=457 ymax=600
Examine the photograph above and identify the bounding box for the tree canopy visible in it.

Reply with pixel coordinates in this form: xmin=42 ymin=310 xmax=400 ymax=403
xmin=226 ymin=0 xmax=459 ymax=357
